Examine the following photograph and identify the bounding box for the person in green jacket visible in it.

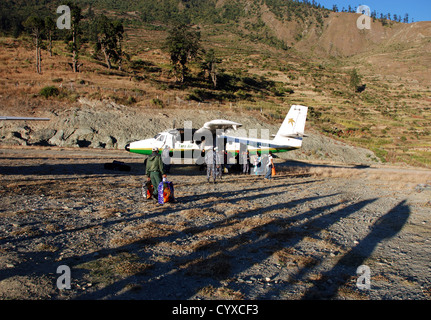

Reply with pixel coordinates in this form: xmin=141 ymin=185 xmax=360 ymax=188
xmin=146 ymin=147 xmax=166 ymax=199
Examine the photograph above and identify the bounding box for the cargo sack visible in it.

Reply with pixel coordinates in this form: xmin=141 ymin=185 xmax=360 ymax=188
xmin=158 ymin=180 xmax=175 ymax=204
xmin=142 ymin=181 xmax=154 ymax=200
xmin=271 ymin=167 xmax=276 ymax=177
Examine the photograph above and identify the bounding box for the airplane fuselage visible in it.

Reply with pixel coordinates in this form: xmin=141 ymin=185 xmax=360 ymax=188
xmin=125 ymin=105 xmax=308 ymax=165
xmin=125 ymin=134 xmax=300 ymax=157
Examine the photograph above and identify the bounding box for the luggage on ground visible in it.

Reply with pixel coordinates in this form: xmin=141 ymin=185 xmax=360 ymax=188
xmin=158 ymin=180 xmax=175 ymax=204
xmin=142 ymin=180 xmax=154 ymax=200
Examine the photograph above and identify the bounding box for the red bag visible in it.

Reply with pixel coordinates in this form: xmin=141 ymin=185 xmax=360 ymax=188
xmin=142 ymin=181 xmax=154 ymax=200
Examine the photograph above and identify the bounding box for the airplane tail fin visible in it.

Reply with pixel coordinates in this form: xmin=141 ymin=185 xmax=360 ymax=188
xmin=273 ymin=105 xmax=308 ymax=145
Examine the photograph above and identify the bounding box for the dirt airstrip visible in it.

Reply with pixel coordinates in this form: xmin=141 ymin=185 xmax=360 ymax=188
xmin=0 ymin=146 xmax=430 ymax=300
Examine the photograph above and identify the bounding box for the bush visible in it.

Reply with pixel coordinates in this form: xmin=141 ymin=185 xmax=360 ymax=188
xmin=151 ymin=98 xmax=164 ymax=108
xmin=39 ymin=86 xmax=59 ymax=98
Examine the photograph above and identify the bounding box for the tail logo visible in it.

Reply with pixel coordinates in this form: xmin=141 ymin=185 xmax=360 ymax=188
xmin=288 ymin=118 xmax=295 ymax=126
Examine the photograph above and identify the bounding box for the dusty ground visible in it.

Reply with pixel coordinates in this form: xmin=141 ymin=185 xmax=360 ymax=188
xmin=0 ymin=146 xmax=430 ymax=300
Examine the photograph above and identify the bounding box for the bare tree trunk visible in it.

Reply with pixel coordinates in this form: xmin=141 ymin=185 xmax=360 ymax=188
xmin=72 ymin=51 xmax=78 ymax=72
xmin=72 ymin=29 xmax=79 ymax=72
xmin=35 ymin=36 xmax=41 ymax=74
xmin=48 ymin=32 xmax=52 ymax=57
xmin=35 ymin=37 xmax=39 ymax=73
xmin=38 ymin=46 xmax=42 ymax=73
xmin=117 ymin=41 xmax=123 ymax=71
xmin=101 ymin=45 xmax=111 ymax=70
xmin=210 ymin=62 xmax=217 ymax=88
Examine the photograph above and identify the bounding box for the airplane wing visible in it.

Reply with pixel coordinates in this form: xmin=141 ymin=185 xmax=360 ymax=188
xmin=195 ymin=119 xmax=242 ymax=135
xmin=0 ymin=116 xmax=50 ymax=121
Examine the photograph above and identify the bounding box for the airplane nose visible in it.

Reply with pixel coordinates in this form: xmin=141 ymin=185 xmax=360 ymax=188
xmin=125 ymin=143 xmax=130 ymax=152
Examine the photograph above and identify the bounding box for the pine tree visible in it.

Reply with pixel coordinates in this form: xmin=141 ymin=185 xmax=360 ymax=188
xmin=165 ymin=23 xmax=201 ymax=83
xmin=44 ymin=17 xmax=55 ymax=57
xmin=349 ymin=68 xmax=362 ymax=92
xmin=93 ymin=16 xmax=124 ymax=70
xmin=201 ymin=49 xmax=221 ymax=88
xmin=67 ymin=3 xmax=83 ymax=72
xmin=23 ymin=16 xmax=44 ymax=74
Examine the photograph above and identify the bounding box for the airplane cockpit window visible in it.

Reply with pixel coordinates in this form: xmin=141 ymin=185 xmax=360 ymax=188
xmin=157 ymin=134 xmax=166 ymax=142
xmin=154 ymin=134 xmax=160 ymax=139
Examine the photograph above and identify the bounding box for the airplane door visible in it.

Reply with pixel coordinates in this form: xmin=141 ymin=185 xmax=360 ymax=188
xmin=168 ymin=135 xmax=175 ymax=148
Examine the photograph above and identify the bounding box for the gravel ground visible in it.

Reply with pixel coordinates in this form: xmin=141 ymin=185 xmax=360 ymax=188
xmin=0 ymin=146 xmax=430 ymax=301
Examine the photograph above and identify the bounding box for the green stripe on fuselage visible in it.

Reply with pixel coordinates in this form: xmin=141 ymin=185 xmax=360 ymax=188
xmin=128 ymin=147 xmax=297 ymax=156
xmin=128 ymin=148 xmax=153 ymax=155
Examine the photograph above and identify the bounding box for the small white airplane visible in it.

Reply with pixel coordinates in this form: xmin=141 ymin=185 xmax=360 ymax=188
xmin=125 ymin=105 xmax=308 ymax=164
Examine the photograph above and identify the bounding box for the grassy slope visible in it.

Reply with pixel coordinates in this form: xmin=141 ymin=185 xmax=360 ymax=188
xmin=0 ymin=5 xmax=430 ymax=168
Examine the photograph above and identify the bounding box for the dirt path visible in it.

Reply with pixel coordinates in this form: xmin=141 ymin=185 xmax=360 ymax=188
xmin=0 ymin=146 xmax=430 ymax=300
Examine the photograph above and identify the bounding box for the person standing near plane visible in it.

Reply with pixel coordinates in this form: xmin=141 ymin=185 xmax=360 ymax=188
xmin=146 ymin=147 xmax=166 ymax=199
xmin=264 ymin=151 xmax=274 ymax=180
xmin=240 ymin=149 xmax=250 ymax=174
xmin=205 ymin=146 xmax=220 ymax=184
xmin=162 ymin=145 xmax=171 ymax=174
xmin=253 ymin=151 xmax=262 ymax=175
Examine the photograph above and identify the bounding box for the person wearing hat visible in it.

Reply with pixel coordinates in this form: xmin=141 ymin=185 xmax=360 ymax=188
xmin=146 ymin=147 xmax=166 ymax=199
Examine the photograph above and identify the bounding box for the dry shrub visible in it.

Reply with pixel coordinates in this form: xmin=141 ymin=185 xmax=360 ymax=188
xmin=35 ymin=243 xmax=59 ymax=252
xmin=201 ymin=196 xmax=225 ymax=204
xmin=198 ymin=285 xmax=244 ymax=300
xmin=77 ymin=252 xmax=153 ymax=284
xmin=336 ymin=286 xmax=369 ymax=300
xmin=274 ymin=248 xmax=318 ymax=268
xmin=111 ymin=221 xmax=177 ymax=247
xmin=109 ymin=237 xmax=137 ymax=247
xmin=286 ymin=165 xmax=431 ymax=187
xmin=132 ymin=221 xmax=176 ymax=237
xmin=180 ymin=208 xmax=222 ymax=220
xmin=114 ymin=260 xmax=153 ymax=276
xmin=183 ymin=252 xmax=232 ymax=279
xmin=187 ymin=239 xmax=221 ymax=252
xmin=95 ymin=206 xmax=120 ymax=218
xmin=366 ymin=170 xmax=431 ymax=184
xmin=196 ymin=216 xmax=275 ymax=241
xmin=44 ymin=223 xmax=60 ymax=232
xmin=236 ymin=199 xmax=251 ymax=206
xmin=304 ymin=167 xmax=363 ymax=179
xmin=10 ymin=225 xmax=41 ymax=237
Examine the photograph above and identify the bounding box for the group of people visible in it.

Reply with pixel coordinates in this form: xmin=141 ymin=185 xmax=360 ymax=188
xmin=206 ymin=147 xmax=275 ymax=183
xmin=145 ymin=145 xmax=275 ymax=199
xmin=241 ymin=150 xmax=275 ymax=180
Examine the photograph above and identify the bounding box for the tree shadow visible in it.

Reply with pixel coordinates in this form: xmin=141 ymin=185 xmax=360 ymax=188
xmin=300 ymin=200 xmax=410 ymax=300
xmin=0 ymin=168 xmax=411 ymax=300
xmin=0 ymin=162 xmax=144 ymax=176
xmin=50 ymin=193 xmax=376 ymax=300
